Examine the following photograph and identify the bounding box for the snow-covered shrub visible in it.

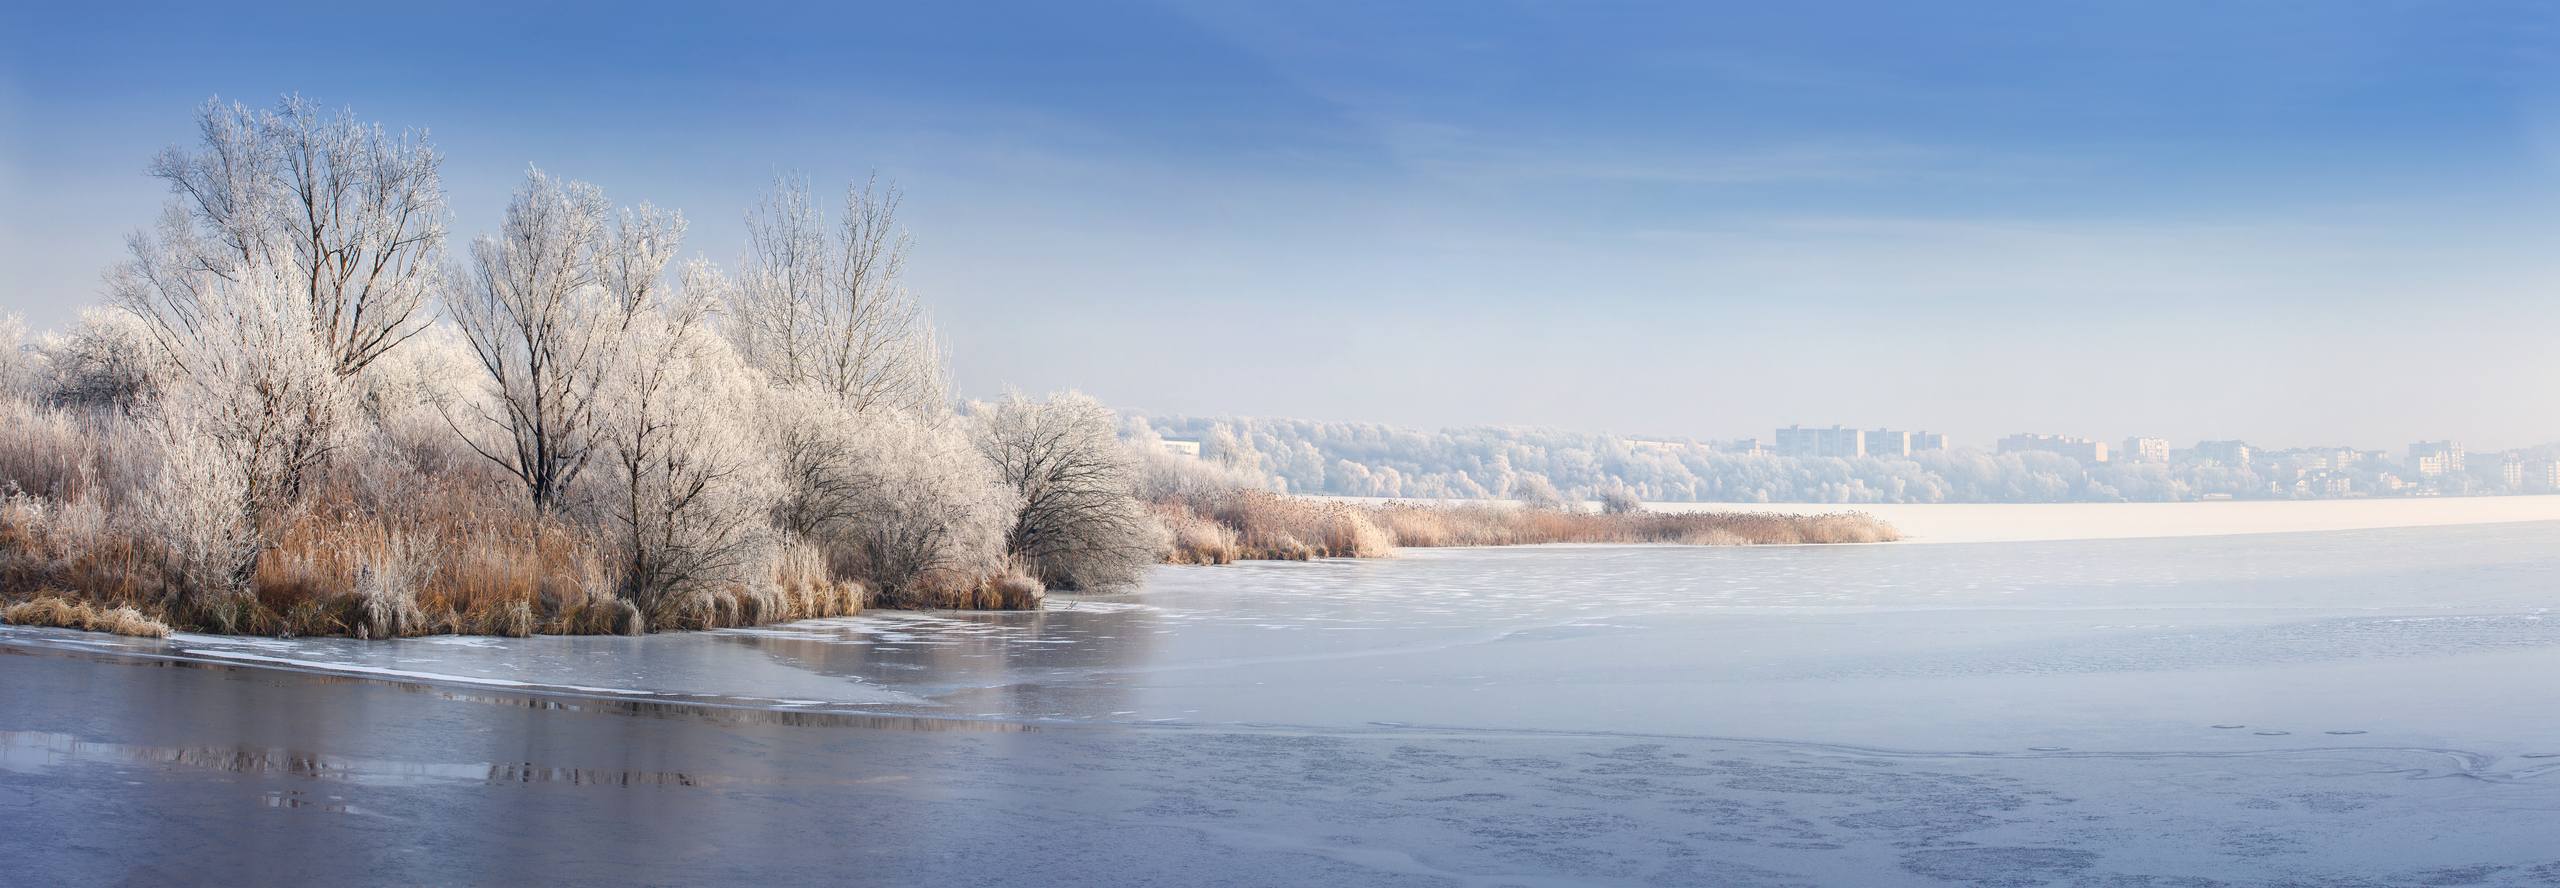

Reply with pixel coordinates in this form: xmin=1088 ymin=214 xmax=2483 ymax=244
xmin=973 ymin=392 xmax=1161 ymax=591
xmin=0 ymin=314 xmax=34 ymax=402
xmin=36 ymin=308 xmax=172 ymax=412
xmin=1598 ymin=482 xmax=1643 ymax=515
xmin=836 ymin=410 xmax=1011 ymax=604
xmin=136 ymin=416 xmax=263 ymax=630
xmin=758 ymin=386 xmax=875 ymax=540
xmin=1510 ymin=473 xmax=1567 ymax=511
xmin=1127 ymin=423 xmax=1270 ymax=512
xmin=104 ymin=258 xmax=359 ymax=629
xmin=0 ymin=398 xmax=98 ymax=502
xmin=589 ymin=285 xmax=782 ymax=617
xmin=143 ymin=261 xmax=360 ymax=517
xmin=357 ymin=321 xmax=481 ymax=469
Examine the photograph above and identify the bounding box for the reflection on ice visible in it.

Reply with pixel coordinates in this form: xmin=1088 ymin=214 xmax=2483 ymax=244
xmin=0 ymin=729 xmax=944 ymax=787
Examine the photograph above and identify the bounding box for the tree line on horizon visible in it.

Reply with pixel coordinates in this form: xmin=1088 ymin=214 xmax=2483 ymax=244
xmin=1138 ymin=416 xmax=2535 ymax=505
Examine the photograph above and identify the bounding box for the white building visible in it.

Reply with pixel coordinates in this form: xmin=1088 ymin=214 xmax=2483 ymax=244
xmin=2194 ymin=440 xmax=2252 ymax=467
xmin=2121 ymin=437 xmax=2170 ymax=465
xmin=1775 ymin=425 xmax=1865 ymax=459
xmin=2409 ymin=440 xmax=2464 ymax=476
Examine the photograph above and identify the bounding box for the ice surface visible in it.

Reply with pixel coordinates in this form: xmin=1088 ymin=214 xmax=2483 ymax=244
xmin=10 ymin=517 xmax=2560 ymax=883
xmin=1644 ymin=494 xmax=2560 ymax=542
xmin=21 ymin=521 xmax=2560 ymax=744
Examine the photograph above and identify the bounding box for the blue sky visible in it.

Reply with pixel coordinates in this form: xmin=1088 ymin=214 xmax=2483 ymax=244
xmin=6 ymin=1 xmax=2559 ymax=448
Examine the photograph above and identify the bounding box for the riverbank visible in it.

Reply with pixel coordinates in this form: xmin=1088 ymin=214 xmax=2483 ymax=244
xmin=0 ymin=491 xmax=1897 ymax=640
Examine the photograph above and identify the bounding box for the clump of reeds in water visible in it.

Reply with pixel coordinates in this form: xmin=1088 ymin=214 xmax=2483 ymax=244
xmin=1 ymin=594 xmax=169 ymax=638
xmin=865 ymin=568 xmax=1044 ymax=611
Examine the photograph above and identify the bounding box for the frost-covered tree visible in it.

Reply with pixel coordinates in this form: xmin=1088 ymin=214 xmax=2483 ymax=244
xmin=1124 ymin=417 xmax=1270 ymax=510
xmin=1139 ymin=415 xmax=2259 ymax=504
xmin=0 ymin=314 xmax=32 ymax=402
xmin=710 ymin=175 xmax=984 ymax=592
xmin=137 ymin=414 xmax=264 ymax=629
xmin=1202 ymin=423 xmax=1265 ymax=477
xmin=836 ymin=411 xmax=1012 ymax=599
xmin=974 ymin=392 xmax=1159 ymax=590
xmin=354 ymin=321 xmax=482 ymax=479
xmin=726 ymin=174 xmax=944 ymax=415
xmin=757 ymin=386 xmax=873 ymax=539
xmin=105 ymin=94 xmax=440 ymax=566
xmin=148 ymin=261 xmax=358 ymax=510
xmin=36 ymin=308 xmax=172 ymax=411
xmin=590 ymin=271 xmax=780 ymax=612
xmin=1511 ymin=473 xmax=1567 ymax=511
xmin=114 ymin=95 xmax=445 ymax=380
xmin=1597 ymin=481 xmax=1642 ymax=515
xmin=446 ymin=169 xmax=685 ymax=511
xmin=129 ymin=261 xmax=356 ymax=625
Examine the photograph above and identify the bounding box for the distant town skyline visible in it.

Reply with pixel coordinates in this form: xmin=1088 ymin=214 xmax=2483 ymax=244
xmin=8 ymin=2 xmax=2560 ymax=448
xmin=1146 ymin=414 xmax=2560 ymax=503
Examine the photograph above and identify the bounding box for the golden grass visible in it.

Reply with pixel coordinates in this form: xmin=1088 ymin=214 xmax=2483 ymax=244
xmin=1154 ymin=504 xmax=1238 ymax=565
xmin=1192 ymin=491 xmax=1402 ymax=560
xmin=242 ymin=471 xmax=618 ymax=637
xmin=1157 ymin=490 xmax=1897 ymax=564
xmin=1 ymin=594 xmax=170 ymax=638
xmin=1365 ymin=501 xmax=1900 ymax=546
xmin=0 ymin=494 xmax=164 ymax=612
xmin=869 ymin=568 xmax=1043 ymax=611
xmin=0 ymin=461 xmax=883 ymax=638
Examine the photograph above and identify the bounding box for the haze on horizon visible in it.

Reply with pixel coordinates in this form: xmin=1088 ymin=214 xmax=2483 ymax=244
xmin=5 ymin=1 xmax=2559 ymax=450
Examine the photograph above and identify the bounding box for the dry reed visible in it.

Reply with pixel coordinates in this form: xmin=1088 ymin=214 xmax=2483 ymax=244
xmin=0 ymin=457 xmax=881 ymax=639
xmin=869 ymin=567 xmax=1043 ymax=610
xmin=1156 ymin=490 xmax=1896 ymax=565
xmin=1 ymin=593 xmax=170 ymax=638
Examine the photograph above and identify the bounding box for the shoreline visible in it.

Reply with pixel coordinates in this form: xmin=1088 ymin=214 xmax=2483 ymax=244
xmin=22 ymin=494 xmax=2554 ymax=642
xmin=1648 ymin=496 xmax=2560 ymax=543
xmin=1322 ymin=494 xmax=2560 ymax=544
xmin=0 ymin=499 xmax=1897 ymax=641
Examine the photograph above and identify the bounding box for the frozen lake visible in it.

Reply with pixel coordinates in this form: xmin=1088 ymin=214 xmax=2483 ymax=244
xmin=1652 ymin=494 xmax=2560 ymax=543
xmin=1333 ymin=493 xmax=2560 ymax=543
xmin=7 ymin=518 xmax=2560 ymax=885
